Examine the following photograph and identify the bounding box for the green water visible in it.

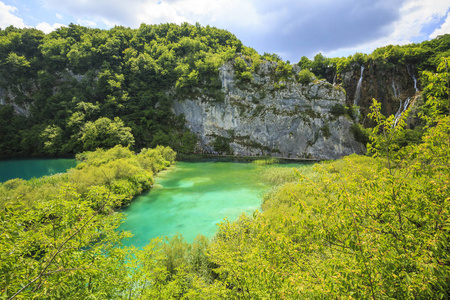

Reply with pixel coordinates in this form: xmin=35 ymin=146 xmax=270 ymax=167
xmin=119 ymin=162 xmax=297 ymax=246
xmin=0 ymin=158 xmax=77 ymax=182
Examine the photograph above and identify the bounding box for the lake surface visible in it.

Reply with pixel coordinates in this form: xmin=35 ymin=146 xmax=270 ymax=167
xmin=0 ymin=158 xmax=77 ymax=182
xmin=119 ymin=161 xmax=298 ymax=246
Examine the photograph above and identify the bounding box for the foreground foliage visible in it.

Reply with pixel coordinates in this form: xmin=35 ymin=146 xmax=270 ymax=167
xmin=0 ymin=145 xmax=176 ymax=299
xmin=203 ymin=59 xmax=450 ymax=299
xmin=1 ymin=59 xmax=450 ymax=298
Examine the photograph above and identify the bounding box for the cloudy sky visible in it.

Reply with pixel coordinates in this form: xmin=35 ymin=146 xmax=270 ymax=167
xmin=1 ymin=0 xmax=450 ymax=62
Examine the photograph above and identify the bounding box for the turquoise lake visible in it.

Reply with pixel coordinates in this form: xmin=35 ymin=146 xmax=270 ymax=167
xmin=0 ymin=158 xmax=301 ymax=247
xmin=119 ymin=161 xmax=299 ymax=247
xmin=0 ymin=158 xmax=77 ymax=182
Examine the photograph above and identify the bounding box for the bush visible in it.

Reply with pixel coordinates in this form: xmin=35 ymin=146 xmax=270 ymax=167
xmin=330 ymin=104 xmax=346 ymax=116
xmin=213 ymin=136 xmax=231 ymax=154
xmin=259 ymin=166 xmax=300 ymax=185
xmin=351 ymin=123 xmax=370 ymax=144
xmin=240 ymin=71 xmax=253 ymax=82
xmin=297 ymin=69 xmax=315 ymax=85
xmin=320 ymin=124 xmax=331 ymax=138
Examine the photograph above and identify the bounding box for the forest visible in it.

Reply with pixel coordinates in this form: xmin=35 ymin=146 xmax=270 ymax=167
xmin=2 ymin=23 xmax=449 ymax=158
xmin=0 ymin=23 xmax=449 ymax=299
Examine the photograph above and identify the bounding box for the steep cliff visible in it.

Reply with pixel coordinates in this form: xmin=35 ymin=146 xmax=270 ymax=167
xmin=172 ymin=60 xmax=365 ymax=160
xmin=339 ymin=62 xmax=421 ymax=125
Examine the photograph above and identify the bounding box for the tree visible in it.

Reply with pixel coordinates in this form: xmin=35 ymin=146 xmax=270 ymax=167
xmin=79 ymin=117 xmax=135 ymax=150
xmin=297 ymin=69 xmax=315 ymax=85
xmin=40 ymin=124 xmax=64 ymax=155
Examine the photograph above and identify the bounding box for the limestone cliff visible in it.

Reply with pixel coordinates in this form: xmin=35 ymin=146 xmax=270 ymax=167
xmin=0 ymin=86 xmax=31 ymax=116
xmin=172 ymin=60 xmax=365 ymax=160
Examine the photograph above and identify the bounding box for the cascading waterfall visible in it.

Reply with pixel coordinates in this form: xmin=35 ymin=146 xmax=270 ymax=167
xmin=394 ymin=99 xmax=403 ymax=120
xmin=407 ymin=65 xmax=419 ymax=93
xmin=394 ymin=65 xmax=420 ymax=127
xmin=392 ymin=79 xmax=399 ymax=98
xmin=392 ymin=65 xmax=398 ymax=98
xmin=412 ymin=75 xmax=418 ymax=92
xmin=353 ymin=65 xmax=365 ymax=106
xmin=394 ymin=97 xmax=411 ymax=127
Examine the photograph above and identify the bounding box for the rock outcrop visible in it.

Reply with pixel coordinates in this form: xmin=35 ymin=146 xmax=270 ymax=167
xmin=172 ymin=60 xmax=365 ymax=160
xmin=0 ymin=87 xmax=30 ymax=116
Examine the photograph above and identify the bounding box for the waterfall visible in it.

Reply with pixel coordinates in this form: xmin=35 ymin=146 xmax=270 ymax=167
xmin=394 ymin=97 xmax=411 ymax=127
xmin=353 ymin=66 xmax=365 ymax=106
xmin=412 ymin=75 xmax=418 ymax=92
xmin=392 ymin=79 xmax=399 ymax=98
xmin=407 ymin=65 xmax=419 ymax=93
xmin=403 ymin=97 xmax=411 ymax=110
xmin=394 ymin=99 xmax=403 ymax=120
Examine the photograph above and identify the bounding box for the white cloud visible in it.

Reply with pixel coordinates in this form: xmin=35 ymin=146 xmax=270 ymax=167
xmin=387 ymin=0 xmax=450 ymax=41
xmin=36 ymin=22 xmax=65 ymax=34
xmin=41 ymin=0 xmax=263 ymax=31
xmin=38 ymin=0 xmax=450 ymax=60
xmin=325 ymin=0 xmax=450 ymax=57
xmin=131 ymin=0 xmax=263 ymax=32
xmin=56 ymin=13 xmax=63 ymax=20
xmin=77 ymin=19 xmax=97 ymax=27
xmin=0 ymin=1 xmax=26 ymax=28
xmin=430 ymin=12 xmax=450 ymax=38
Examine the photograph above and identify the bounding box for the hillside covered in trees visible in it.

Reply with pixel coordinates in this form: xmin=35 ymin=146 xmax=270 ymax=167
xmin=0 ymin=23 xmax=247 ymax=157
xmin=0 ymin=23 xmax=449 ymax=299
xmin=1 ymin=23 xmax=449 ymax=158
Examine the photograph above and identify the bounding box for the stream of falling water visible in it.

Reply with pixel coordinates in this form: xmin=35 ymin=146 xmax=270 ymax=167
xmin=353 ymin=65 xmax=365 ymax=106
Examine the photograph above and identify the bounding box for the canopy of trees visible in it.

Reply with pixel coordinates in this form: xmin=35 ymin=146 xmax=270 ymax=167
xmin=0 ymin=23 xmax=250 ymax=157
xmin=297 ymin=34 xmax=450 ymax=82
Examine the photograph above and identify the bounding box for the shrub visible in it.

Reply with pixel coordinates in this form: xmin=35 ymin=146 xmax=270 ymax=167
xmin=297 ymin=69 xmax=315 ymax=85
xmin=320 ymin=124 xmax=331 ymax=138
xmin=259 ymin=166 xmax=300 ymax=185
xmin=240 ymin=71 xmax=253 ymax=82
xmin=351 ymin=123 xmax=370 ymax=144
xmin=330 ymin=104 xmax=346 ymax=116
xmin=213 ymin=136 xmax=231 ymax=154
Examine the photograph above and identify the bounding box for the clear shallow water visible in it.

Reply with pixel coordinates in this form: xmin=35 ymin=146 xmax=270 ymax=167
xmin=0 ymin=158 xmax=77 ymax=182
xmin=119 ymin=162 xmax=298 ymax=247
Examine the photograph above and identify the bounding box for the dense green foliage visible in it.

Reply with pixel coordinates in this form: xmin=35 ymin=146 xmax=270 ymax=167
xmin=296 ymin=68 xmax=315 ymax=85
xmin=0 ymin=145 xmax=176 ymax=298
xmin=0 ymin=23 xmax=252 ymax=157
xmin=2 ymin=64 xmax=449 ymax=297
xmin=298 ymin=34 xmax=450 ymax=81
xmin=1 ymin=24 xmax=450 ymax=299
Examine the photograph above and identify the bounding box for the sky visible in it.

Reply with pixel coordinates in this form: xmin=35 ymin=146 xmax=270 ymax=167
xmin=1 ymin=0 xmax=450 ymax=62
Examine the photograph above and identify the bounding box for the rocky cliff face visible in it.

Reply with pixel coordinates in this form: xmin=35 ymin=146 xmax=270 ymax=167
xmin=0 ymin=87 xmax=31 ymax=116
xmin=338 ymin=63 xmax=421 ymax=125
xmin=172 ymin=60 xmax=365 ymax=160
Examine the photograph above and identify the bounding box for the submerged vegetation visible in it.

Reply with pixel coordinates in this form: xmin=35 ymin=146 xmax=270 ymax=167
xmin=252 ymin=157 xmax=280 ymax=165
